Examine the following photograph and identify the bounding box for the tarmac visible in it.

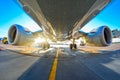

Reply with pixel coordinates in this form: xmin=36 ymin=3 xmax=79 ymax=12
xmin=0 ymin=43 xmax=120 ymax=80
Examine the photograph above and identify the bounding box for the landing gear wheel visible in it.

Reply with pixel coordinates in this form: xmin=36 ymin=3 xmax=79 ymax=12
xmin=70 ymin=44 xmax=73 ymax=49
xmin=46 ymin=43 xmax=50 ymax=49
xmin=73 ymin=44 xmax=77 ymax=49
xmin=42 ymin=42 xmax=50 ymax=49
xmin=70 ymin=44 xmax=77 ymax=50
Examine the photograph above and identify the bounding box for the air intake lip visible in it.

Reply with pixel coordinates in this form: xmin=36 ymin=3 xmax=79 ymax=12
xmin=8 ymin=25 xmax=18 ymax=44
xmin=8 ymin=24 xmax=24 ymax=45
xmin=83 ymin=26 xmax=112 ymax=46
xmin=103 ymin=26 xmax=112 ymax=46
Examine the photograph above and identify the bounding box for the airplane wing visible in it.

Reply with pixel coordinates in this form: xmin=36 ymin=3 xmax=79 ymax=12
xmin=18 ymin=0 xmax=111 ymax=39
xmin=72 ymin=0 xmax=111 ymax=33
xmin=7 ymin=0 xmax=112 ymax=48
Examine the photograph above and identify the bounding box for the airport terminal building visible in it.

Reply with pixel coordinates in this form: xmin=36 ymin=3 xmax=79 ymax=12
xmin=112 ymin=29 xmax=120 ymax=38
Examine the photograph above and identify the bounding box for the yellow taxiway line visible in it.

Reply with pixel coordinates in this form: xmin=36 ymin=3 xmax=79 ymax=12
xmin=49 ymin=48 xmax=59 ymax=80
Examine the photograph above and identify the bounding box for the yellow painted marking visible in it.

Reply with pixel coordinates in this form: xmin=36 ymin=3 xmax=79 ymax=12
xmin=49 ymin=48 xmax=59 ymax=80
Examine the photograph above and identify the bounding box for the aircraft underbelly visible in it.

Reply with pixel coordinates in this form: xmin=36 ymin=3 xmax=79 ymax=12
xmin=36 ymin=0 xmax=96 ymax=36
xmin=19 ymin=0 xmax=111 ymax=39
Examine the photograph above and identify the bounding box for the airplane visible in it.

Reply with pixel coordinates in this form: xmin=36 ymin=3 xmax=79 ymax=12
xmin=8 ymin=0 xmax=112 ymax=49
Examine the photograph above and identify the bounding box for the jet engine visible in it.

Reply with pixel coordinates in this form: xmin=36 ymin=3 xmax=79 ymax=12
xmin=8 ymin=24 xmax=41 ymax=45
xmin=79 ymin=26 xmax=112 ymax=46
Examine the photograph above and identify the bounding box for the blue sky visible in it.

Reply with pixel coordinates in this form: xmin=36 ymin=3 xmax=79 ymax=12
xmin=82 ymin=0 xmax=120 ymax=32
xmin=0 ymin=0 xmax=120 ymax=37
xmin=0 ymin=0 xmax=40 ymax=37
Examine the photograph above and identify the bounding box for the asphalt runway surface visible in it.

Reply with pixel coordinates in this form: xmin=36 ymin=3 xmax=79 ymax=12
xmin=0 ymin=43 xmax=120 ymax=80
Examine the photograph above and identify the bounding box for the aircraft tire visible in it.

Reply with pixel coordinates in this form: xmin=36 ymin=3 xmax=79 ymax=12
xmin=46 ymin=43 xmax=50 ymax=49
xmin=70 ymin=44 xmax=73 ymax=49
xmin=42 ymin=42 xmax=50 ymax=49
xmin=73 ymin=44 xmax=77 ymax=49
xmin=70 ymin=44 xmax=77 ymax=49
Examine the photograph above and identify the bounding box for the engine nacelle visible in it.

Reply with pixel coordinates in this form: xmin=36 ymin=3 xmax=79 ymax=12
xmin=8 ymin=24 xmax=40 ymax=45
xmin=84 ymin=26 xmax=112 ymax=46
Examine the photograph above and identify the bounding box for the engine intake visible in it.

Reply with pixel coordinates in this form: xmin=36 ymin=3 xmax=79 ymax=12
xmin=80 ymin=26 xmax=112 ymax=46
xmin=8 ymin=24 xmax=35 ymax=45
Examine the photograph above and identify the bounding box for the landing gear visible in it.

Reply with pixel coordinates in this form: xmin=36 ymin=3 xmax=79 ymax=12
xmin=70 ymin=38 xmax=77 ymax=50
xmin=70 ymin=44 xmax=77 ymax=49
xmin=70 ymin=44 xmax=72 ymax=49
xmin=41 ymin=42 xmax=50 ymax=49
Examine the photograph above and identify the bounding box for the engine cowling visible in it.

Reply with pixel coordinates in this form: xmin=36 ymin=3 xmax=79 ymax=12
xmin=84 ymin=26 xmax=112 ymax=46
xmin=8 ymin=24 xmax=40 ymax=45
